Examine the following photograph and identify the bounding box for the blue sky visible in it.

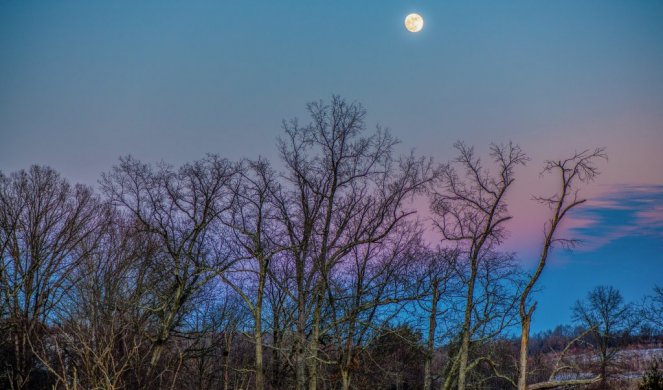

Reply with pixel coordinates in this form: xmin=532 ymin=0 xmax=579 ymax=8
xmin=530 ymin=185 xmax=663 ymax=332
xmin=1 ymin=1 xmax=662 ymax=331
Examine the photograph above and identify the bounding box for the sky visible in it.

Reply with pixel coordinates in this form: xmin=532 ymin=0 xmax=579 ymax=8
xmin=1 ymin=0 xmax=662 ymax=333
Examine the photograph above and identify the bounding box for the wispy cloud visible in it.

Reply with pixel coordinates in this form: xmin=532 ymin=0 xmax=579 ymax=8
xmin=566 ymin=184 xmax=663 ymax=251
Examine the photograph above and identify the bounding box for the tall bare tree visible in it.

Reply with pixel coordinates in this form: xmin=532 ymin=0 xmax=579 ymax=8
xmin=430 ymin=142 xmax=527 ymax=390
xmin=220 ymin=158 xmax=283 ymax=390
xmin=276 ymin=95 xmax=436 ymax=390
xmin=100 ymin=155 xmax=240 ymax=385
xmin=517 ymin=148 xmax=607 ymax=390
xmin=0 ymin=166 xmax=105 ymax=389
xmin=441 ymin=251 xmax=523 ymax=390
xmin=420 ymin=248 xmax=458 ymax=390
xmin=30 ymin=213 xmax=155 ymax=390
xmin=263 ymin=251 xmax=297 ymax=389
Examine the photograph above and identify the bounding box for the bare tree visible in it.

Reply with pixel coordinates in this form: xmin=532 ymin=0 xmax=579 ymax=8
xmin=262 ymin=250 xmax=298 ymax=389
xmin=220 ymin=158 xmax=283 ymax=390
xmin=430 ymin=142 xmax=527 ymax=390
xmin=418 ymin=247 xmax=459 ymax=390
xmin=0 ymin=166 xmax=105 ymax=389
xmin=517 ymin=147 xmax=607 ymax=390
xmin=100 ymin=155 xmax=240 ymax=385
xmin=327 ymin=222 xmax=425 ymax=390
xmin=29 ymin=213 xmax=157 ymax=390
xmin=276 ymin=95 xmax=437 ymax=390
xmin=443 ymin=251 xmax=523 ymax=390
xmin=642 ymin=286 xmax=663 ymax=331
xmin=573 ymin=285 xmax=636 ymax=388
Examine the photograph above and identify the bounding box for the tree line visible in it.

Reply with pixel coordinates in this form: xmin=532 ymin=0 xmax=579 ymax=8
xmin=1 ymin=96 xmax=661 ymax=390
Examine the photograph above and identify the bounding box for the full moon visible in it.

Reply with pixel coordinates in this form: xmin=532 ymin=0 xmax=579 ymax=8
xmin=404 ymin=13 xmax=424 ymax=33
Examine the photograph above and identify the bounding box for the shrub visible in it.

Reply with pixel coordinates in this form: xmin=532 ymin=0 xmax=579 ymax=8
xmin=640 ymin=360 xmax=663 ymax=390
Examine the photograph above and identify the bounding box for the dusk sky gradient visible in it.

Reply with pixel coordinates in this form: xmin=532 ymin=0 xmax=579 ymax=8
xmin=1 ymin=0 xmax=662 ymax=333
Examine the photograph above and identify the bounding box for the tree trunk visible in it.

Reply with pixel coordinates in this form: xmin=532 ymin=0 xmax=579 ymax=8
xmin=340 ymin=307 xmax=357 ymax=390
xmin=308 ymin=292 xmax=322 ymax=390
xmin=254 ymin=268 xmax=266 ymax=390
xmin=425 ymin=277 xmax=440 ymax=390
xmin=295 ymin=251 xmax=308 ymax=390
xmin=341 ymin=369 xmax=351 ymax=390
xmin=254 ymin=315 xmax=264 ymax=390
xmin=441 ymin=347 xmax=460 ymax=390
xmin=518 ymin=315 xmax=531 ymax=390
xmin=149 ymin=284 xmax=184 ymax=377
xmin=296 ymin=343 xmax=306 ymax=390
xmin=457 ymin=327 xmax=470 ymax=390
xmin=221 ymin=331 xmax=235 ymax=390
xmin=271 ymin=305 xmax=283 ymax=389
xmin=296 ymin=301 xmax=307 ymax=390
xmin=14 ymin=329 xmax=30 ymax=390
xmin=600 ymin=354 xmax=607 ymax=388
xmin=457 ymin=265 xmax=477 ymax=390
